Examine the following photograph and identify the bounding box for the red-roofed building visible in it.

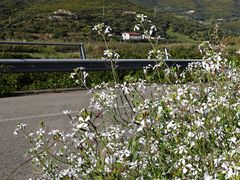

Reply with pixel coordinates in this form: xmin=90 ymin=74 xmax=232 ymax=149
xmin=122 ymin=32 xmax=142 ymax=41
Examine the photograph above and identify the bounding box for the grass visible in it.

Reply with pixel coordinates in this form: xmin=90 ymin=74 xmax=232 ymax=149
xmin=1 ymin=40 xmax=239 ymax=96
xmin=0 ymin=41 xmax=201 ymax=59
xmin=222 ymin=20 xmax=240 ymax=35
xmin=167 ymin=29 xmax=199 ymax=44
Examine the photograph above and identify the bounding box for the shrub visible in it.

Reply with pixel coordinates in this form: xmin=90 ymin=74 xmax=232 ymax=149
xmin=13 ymin=16 xmax=240 ymax=179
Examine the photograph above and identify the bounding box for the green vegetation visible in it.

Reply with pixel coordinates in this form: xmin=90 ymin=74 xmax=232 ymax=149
xmin=0 ymin=0 xmax=213 ymax=42
xmin=0 ymin=72 xmax=78 ymax=96
xmin=13 ymin=21 xmax=240 ymax=179
xmin=0 ymin=0 xmax=146 ymax=41
xmin=0 ymin=0 xmax=239 ymax=96
xmin=222 ymin=20 xmax=240 ymax=34
xmin=130 ymin=0 xmax=240 ymax=35
xmin=1 ymin=40 xmax=239 ymax=96
xmin=167 ymin=29 xmax=199 ymax=43
xmin=1 ymin=0 xmax=239 ymax=42
xmin=129 ymin=0 xmax=240 ymax=20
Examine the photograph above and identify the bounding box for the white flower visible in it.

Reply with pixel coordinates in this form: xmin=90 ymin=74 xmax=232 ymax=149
xmin=137 ymin=120 xmax=146 ymax=132
xmin=14 ymin=123 xmax=27 ymax=135
xmin=105 ymin=155 xmax=115 ymax=165
xmin=93 ymin=23 xmax=112 ymax=36
xmin=229 ymin=136 xmax=237 ymax=144
xmin=150 ymin=25 xmax=157 ymax=31
xmin=187 ymin=132 xmax=195 ymax=138
xmin=82 ymin=71 xmax=89 ymax=85
xmin=136 ymin=14 xmax=148 ymax=23
xmin=183 ymin=167 xmax=188 ymax=174
xmin=78 ymin=115 xmax=90 ymax=122
xmin=48 ymin=129 xmax=60 ymax=136
xmin=77 ymin=157 xmax=83 ymax=166
xmin=92 ymin=23 xmax=104 ymax=34
xmin=75 ymin=79 xmax=80 ymax=84
xmin=149 ymin=25 xmax=157 ymax=35
xmin=70 ymin=72 xmax=76 ymax=79
xmin=148 ymin=49 xmax=164 ymax=60
xmin=225 ymin=168 xmax=235 ymax=179
xmin=204 ymin=171 xmax=212 ymax=180
xmin=134 ymin=24 xmax=140 ymax=31
xmin=216 ymin=116 xmax=221 ymax=122
xmin=122 ymin=149 xmax=131 ymax=158
xmin=102 ymin=49 xmax=120 ymax=59
xmin=63 ymin=110 xmax=71 ymax=115
xmin=36 ymin=128 xmax=45 ymax=136
xmin=104 ymin=26 xmax=112 ymax=34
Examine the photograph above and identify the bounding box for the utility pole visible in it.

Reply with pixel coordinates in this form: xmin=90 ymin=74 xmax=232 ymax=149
xmin=103 ymin=6 xmax=105 ymax=17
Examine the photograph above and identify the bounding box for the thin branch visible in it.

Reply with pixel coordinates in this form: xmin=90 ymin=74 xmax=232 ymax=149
xmin=5 ymin=144 xmax=54 ymax=180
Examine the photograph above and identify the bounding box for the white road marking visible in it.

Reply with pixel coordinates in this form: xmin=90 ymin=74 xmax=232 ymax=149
xmin=0 ymin=111 xmax=78 ymax=122
xmin=0 ymin=106 xmax=130 ymax=122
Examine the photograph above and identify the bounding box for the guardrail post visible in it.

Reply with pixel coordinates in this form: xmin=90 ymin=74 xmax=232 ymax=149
xmin=79 ymin=44 xmax=86 ymax=59
xmin=164 ymin=47 xmax=169 ymax=60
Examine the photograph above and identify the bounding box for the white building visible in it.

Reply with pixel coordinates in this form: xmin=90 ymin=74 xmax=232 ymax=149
xmin=122 ymin=32 xmax=142 ymax=41
xmin=50 ymin=9 xmax=79 ymax=20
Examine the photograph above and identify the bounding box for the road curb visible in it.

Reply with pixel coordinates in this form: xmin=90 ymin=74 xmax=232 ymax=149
xmin=2 ymin=88 xmax=86 ymax=97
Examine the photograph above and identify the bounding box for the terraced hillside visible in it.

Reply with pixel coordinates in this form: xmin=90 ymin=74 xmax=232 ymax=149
xmin=129 ymin=0 xmax=240 ymax=35
xmin=1 ymin=0 xmax=239 ymax=42
xmin=0 ymin=0 xmax=212 ymax=42
xmin=0 ymin=0 xmax=147 ymax=41
xmin=129 ymin=0 xmax=240 ymax=20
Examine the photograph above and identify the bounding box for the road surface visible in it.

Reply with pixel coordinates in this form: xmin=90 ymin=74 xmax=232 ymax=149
xmin=0 ymin=90 xmax=91 ymax=179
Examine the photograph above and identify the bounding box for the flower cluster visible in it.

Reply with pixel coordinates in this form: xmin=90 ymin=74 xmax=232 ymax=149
xmin=14 ymin=123 xmax=27 ymax=135
xmin=134 ymin=14 xmax=158 ymax=39
xmin=134 ymin=14 xmax=167 ymax=66
xmin=148 ymin=49 xmax=164 ymax=60
xmin=15 ymin=69 xmax=240 ymax=179
xmin=92 ymin=23 xmax=112 ymax=37
xmin=102 ymin=49 xmax=120 ymax=60
xmin=70 ymin=67 xmax=89 ymax=86
xmin=198 ymin=40 xmax=227 ymax=73
xmin=14 ymin=15 xmax=240 ymax=179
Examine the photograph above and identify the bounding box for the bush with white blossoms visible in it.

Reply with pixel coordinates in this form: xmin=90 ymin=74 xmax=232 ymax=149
xmin=14 ymin=15 xmax=240 ymax=179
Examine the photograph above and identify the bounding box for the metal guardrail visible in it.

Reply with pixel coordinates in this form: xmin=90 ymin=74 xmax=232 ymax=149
xmin=0 ymin=41 xmax=202 ymax=73
xmin=0 ymin=59 xmax=201 ymax=73
xmin=0 ymin=41 xmax=86 ymax=59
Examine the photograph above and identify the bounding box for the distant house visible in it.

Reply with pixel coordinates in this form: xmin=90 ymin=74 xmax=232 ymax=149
xmin=49 ymin=9 xmax=79 ymax=20
xmin=122 ymin=11 xmax=137 ymax=16
xmin=185 ymin=10 xmax=195 ymax=15
xmin=54 ymin=9 xmax=73 ymax=16
xmin=122 ymin=32 xmax=142 ymax=41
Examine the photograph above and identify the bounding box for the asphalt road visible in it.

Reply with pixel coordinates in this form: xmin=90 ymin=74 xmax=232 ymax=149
xmin=0 ymin=90 xmax=92 ymax=179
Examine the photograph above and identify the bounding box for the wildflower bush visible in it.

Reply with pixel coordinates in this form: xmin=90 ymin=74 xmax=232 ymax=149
xmin=14 ymin=15 xmax=240 ymax=179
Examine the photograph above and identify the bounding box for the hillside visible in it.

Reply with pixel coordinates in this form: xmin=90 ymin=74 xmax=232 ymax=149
xmin=0 ymin=0 xmax=220 ymax=42
xmin=129 ymin=0 xmax=240 ymax=36
xmin=129 ymin=0 xmax=240 ymax=20
xmin=0 ymin=0 xmax=147 ymax=41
